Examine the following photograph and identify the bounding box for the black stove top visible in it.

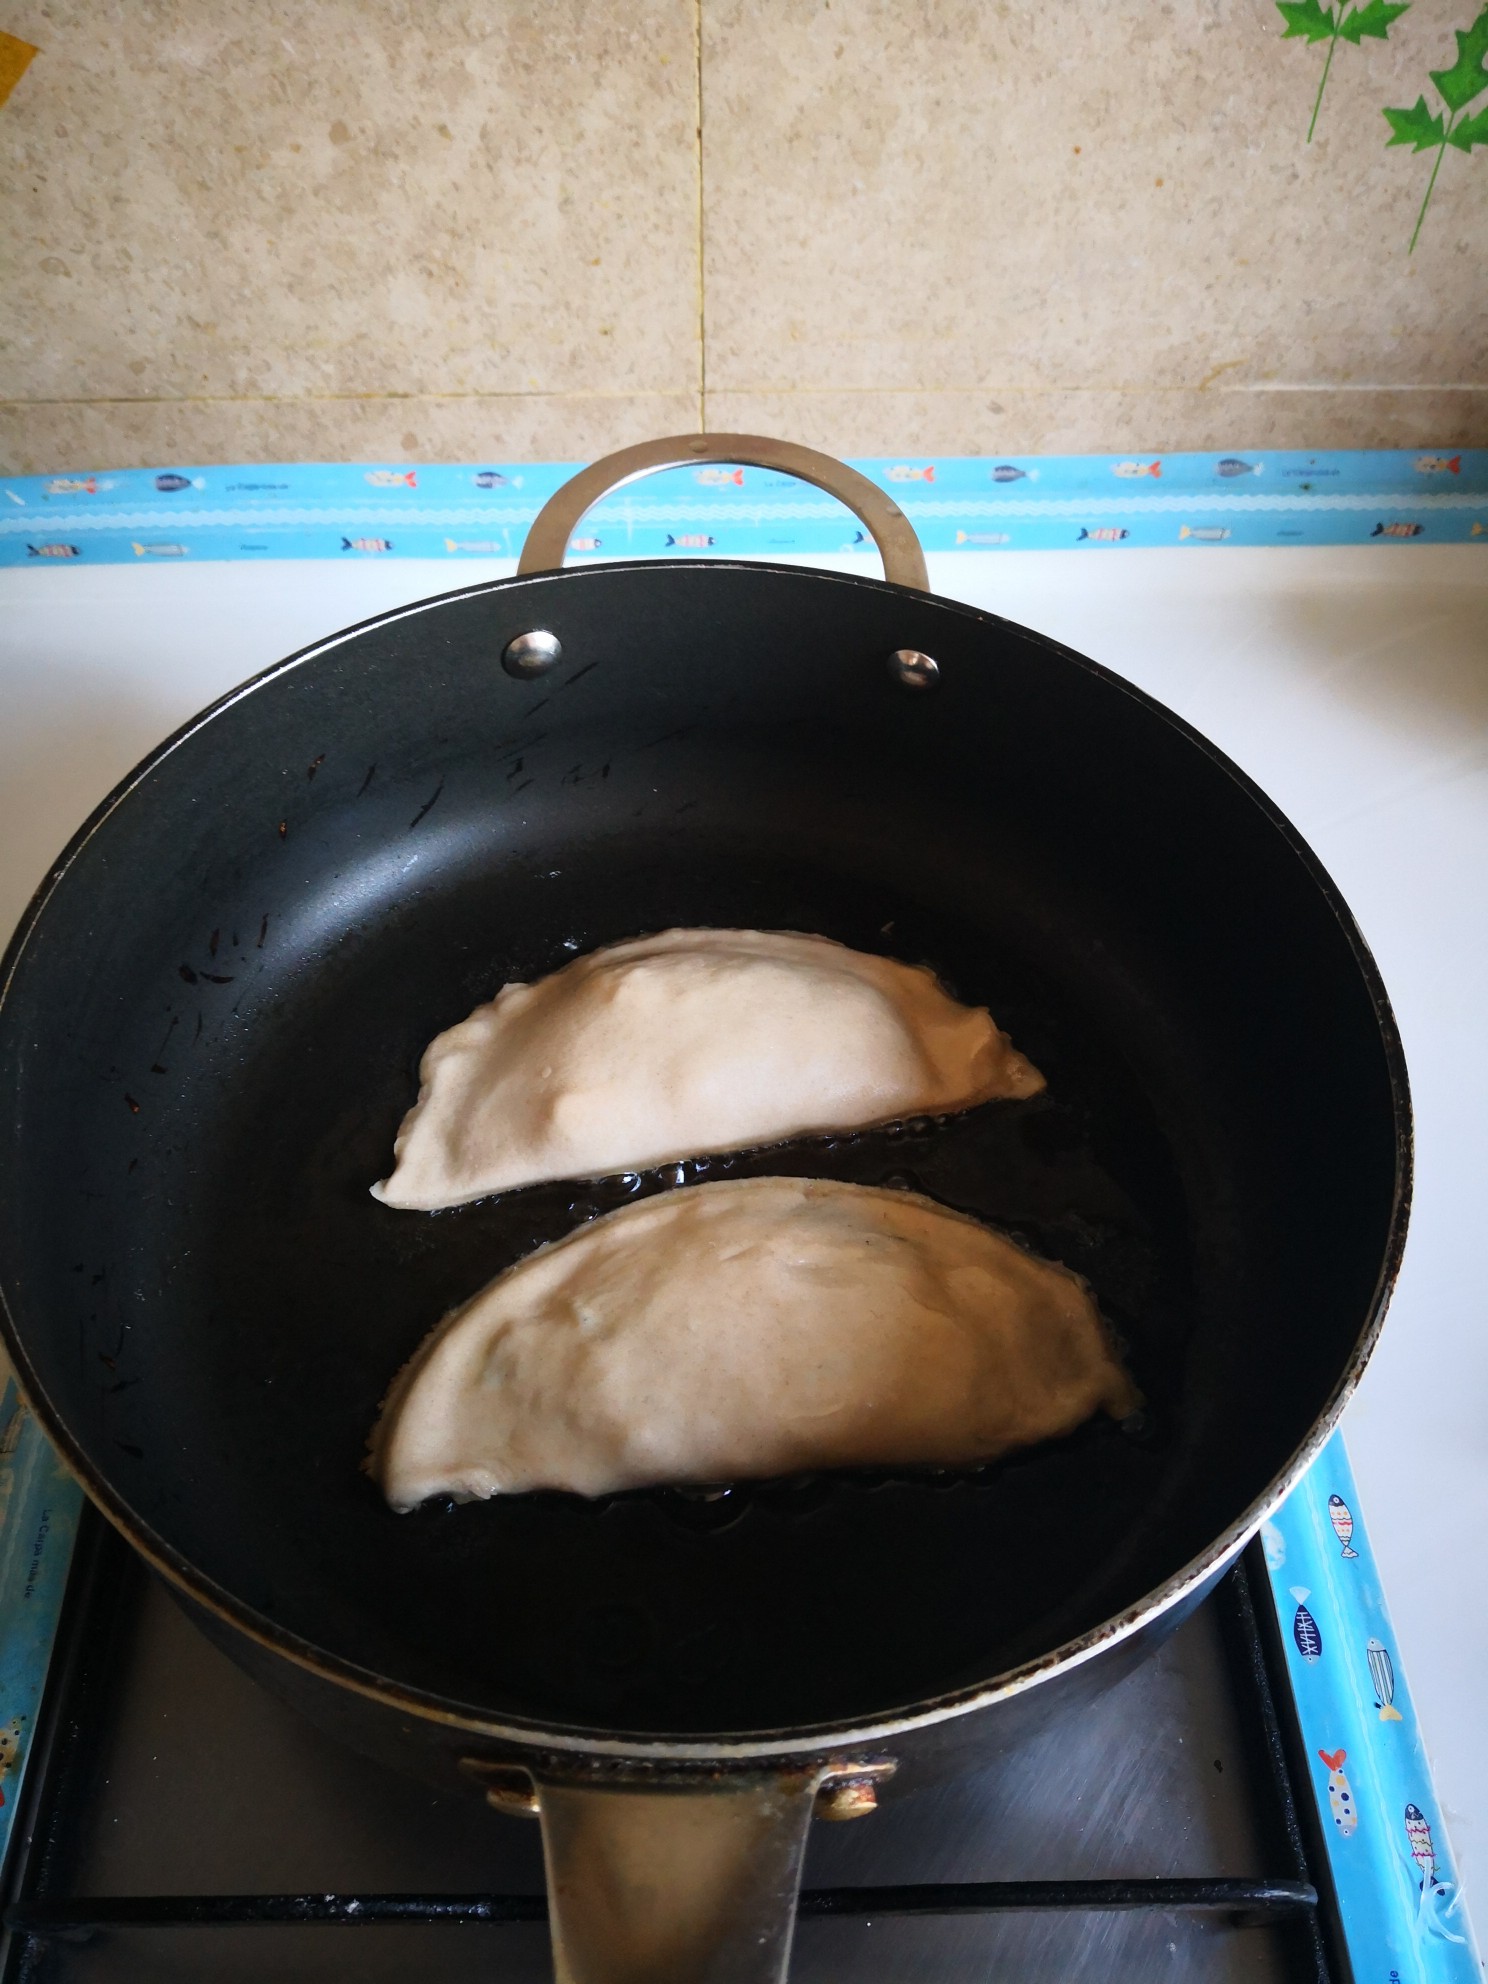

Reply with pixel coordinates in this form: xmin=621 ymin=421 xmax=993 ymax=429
xmin=1 ymin=1515 xmax=1343 ymax=1981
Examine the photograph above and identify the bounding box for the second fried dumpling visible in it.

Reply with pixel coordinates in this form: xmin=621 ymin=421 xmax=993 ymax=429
xmin=370 ymin=1176 xmax=1137 ymax=1508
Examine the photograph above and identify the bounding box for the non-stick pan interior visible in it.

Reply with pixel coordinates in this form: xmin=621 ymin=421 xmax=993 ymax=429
xmin=0 ymin=564 xmax=1405 ymax=1740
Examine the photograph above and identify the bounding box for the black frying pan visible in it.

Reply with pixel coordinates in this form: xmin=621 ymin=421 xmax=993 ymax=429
xmin=0 ymin=437 xmax=1409 ymax=1980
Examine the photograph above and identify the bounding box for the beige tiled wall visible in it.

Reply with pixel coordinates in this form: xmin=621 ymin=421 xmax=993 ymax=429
xmin=3 ymin=0 xmax=1484 ymax=472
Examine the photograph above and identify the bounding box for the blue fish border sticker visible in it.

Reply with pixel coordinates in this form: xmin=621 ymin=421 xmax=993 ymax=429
xmin=1 ymin=449 xmax=1484 ymax=564
xmin=1266 ymin=1434 xmax=1481 ymax=1977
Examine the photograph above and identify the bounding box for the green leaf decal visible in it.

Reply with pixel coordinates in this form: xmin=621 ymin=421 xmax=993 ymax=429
xmin=1446 ymin=101 xmax=1488 ymax=146
xmin=1429 ymin=6 xmax=1488 ymax=109
xmin=1279 ymin=0 xmax=1410 ymax=139
xmin=1383 ymin=7 xmax=1488 ymax=248
xmin=1384 ymin=95 xmax=1447 ymax=148
xmin=1339 ymin=0 xmax=1411 ymax=42
xmin=1279 ymin=0 xmax=1335 ymax=42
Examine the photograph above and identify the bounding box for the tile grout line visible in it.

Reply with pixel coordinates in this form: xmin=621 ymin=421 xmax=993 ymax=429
xmin=694 ymin=0 xmax=706 ymax=433
xmin=0 ymin=393 xmax=706 ymax=409
xmin=3 ymin=386 xmax=1484 ymax=413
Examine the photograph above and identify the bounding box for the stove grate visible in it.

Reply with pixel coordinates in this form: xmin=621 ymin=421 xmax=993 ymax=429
xmin=0 ymin=1522 xmax=1343 ymax=1980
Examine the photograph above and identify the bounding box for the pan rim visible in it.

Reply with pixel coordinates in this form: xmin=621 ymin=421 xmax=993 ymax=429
xmin=0 ymin=558 xmax=1413 ymax=1756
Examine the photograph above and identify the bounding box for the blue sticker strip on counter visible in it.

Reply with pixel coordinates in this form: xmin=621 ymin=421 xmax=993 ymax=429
xmin=0 ymin=1375 xmax=83 ymax=1868
xmin=1 ymin=449 xmax=1486 ymax=564
xmin=1263 ymin=1432 xmax=1481 ymax=1980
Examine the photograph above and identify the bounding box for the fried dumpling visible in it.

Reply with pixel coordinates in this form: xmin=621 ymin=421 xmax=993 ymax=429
xmin=373 ymin=929 xmax=1042 ymax=1208
xmin=370 ymin=1176 xmax=1135 ymax=1509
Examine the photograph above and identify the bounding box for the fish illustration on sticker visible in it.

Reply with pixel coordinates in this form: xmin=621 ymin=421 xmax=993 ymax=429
xmin=0 ymin=1717 xmax=24 ymax=1807
xmin=1261 ymin=1519 xmax=1285 ymax=1570
xmin=45 ymin=476 xmax=110 ymax=495
xmin=1405 ymin=1804 xmax=1439 ymax=1882
xmin=991 ymin=464 xmax=1030 ymax=483
xmin=1415 ymin=454 xmax=1461 ymax=475
xmin=665 ymin=534 xmax=714 ymax=548
xmin=1179 ymin=526 xmax=1231 ymax=541
xmin=26 ymin=543 xmax=79 ymax=558
xmin=1077 ymin=527 xmax=1128 ymax=543
xmin=1366 ymin=1637 xmax=1404 ymax=1722
xmin=1216 ymin=458 xmax=1262 ymax=478
xmin=1403 ymin=1803 xmax=1467 ymax=1943
xmin=1291 ymin=1588 xmax=1322 ymax=1663
xmin=1371 ymin=522 xmax=1424 ymax=538
xmin=131 ymin=542 xmax=188 ymax=557
xmin=1317 ymin=1750 xmax=1356 ymax=1837
xmin=341 ymin=537 xmax=392 ymax=553
xmin=955 ymin=530 xmax=1011 ymax=546
xmin=154 ymin=473 xmax=205 ymax=492
xmin=1327 ymin=1494 xmax=1359 ymax=1557
xmin=365 ymin=470 xmax=417 ymax=489
xmin=1474 ymin=522 xmax=1486 ymax=536
xmin=474 ymin=471 xmax=522 ymax=489
xmin=884 ymin=465 xmax=935 ymax=483
xmin=569 ymin=536 xmax=602 ymax=552
xmin=1113 ymin=460 xmax=1161 ymax=479
xmin=694 ymin=467 xmax=744 ymax=488
xmin=443 ymin=539 xmax=504 ymax=555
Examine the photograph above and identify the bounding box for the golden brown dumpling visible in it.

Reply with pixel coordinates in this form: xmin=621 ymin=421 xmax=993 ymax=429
xmin=373 ymin=929 xmax=1042 ymax=1207
xmin=370 ymin=1176 xmax=1135 ymax=1509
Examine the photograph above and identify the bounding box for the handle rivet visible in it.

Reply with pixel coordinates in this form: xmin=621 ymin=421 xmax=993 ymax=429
xmin=503 ymin=630 xmax=563 ymax=679
xmin=889 ymin=648 xmax=939 ymax=691
xmin=815 ymin=1777 xmax=882 ymax=1821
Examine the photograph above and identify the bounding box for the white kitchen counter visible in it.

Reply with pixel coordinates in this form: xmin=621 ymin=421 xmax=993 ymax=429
xmin=2 ymin=545 xmax=1485 ymax=1883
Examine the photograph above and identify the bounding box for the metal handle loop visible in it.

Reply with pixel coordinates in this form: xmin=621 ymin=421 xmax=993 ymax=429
xmin=516 ymin=433 xmax=930 ymax=592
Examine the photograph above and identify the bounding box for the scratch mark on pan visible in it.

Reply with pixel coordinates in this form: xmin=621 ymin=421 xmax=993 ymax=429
xmin=277 ymin=820 xmax=287 ymax=840
xmin=409 ymin=775 xmax=446 ymax=830
xmin=178 ymin=964 xmax=198 ymax=985
xmin=114 ymin=1441 xmax=144 ymax=1460
xmin=208 ymin=928 xmax=220 ymax=957
xmin=506 ymin=758 xmax=524 ymax=780
xmin=257 ymin=914 xmax=269 ymax=948
xmin=153 ymin=1015 xmax=179 ymax=1060
xmin=124 ymin=1094 xmax=140 ymax=1114
xmin=193 ymin=1013 xmax=203 ymax=1043
xmin=563 ymin=661 xmax=600 ymax=688
xmin=307 ymin=753 xmax=326 ymax=780
xmin=150 ymin=1063 xmax=168 ymax=1075
xmin=510 ymin=777 xmax=534 ymax=796
xmin=357 ymin=764 xmax=377 ymax=797
xmin=648 ymin=725 xmax=693 ymax=748
xmin=601 ymin=762 xmax=611 ymax=779
xmin=675 ymin=799 xmax=699 ymax=814
xmin=200 ymin=972 xmax=234 ymax=985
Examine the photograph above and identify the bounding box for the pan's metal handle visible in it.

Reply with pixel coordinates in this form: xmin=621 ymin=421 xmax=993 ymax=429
xmin=516 ymin=432 xmax=931 ymax=593
xmin=536 ymin=1765 xmax=821 ymax=1984
xmin=469 ymin=1754 xmax=893 ymax=1982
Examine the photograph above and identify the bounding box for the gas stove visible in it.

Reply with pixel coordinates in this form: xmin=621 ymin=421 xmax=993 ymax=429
xmin=1 ymin=1514 xmax=1335 ymax=1982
